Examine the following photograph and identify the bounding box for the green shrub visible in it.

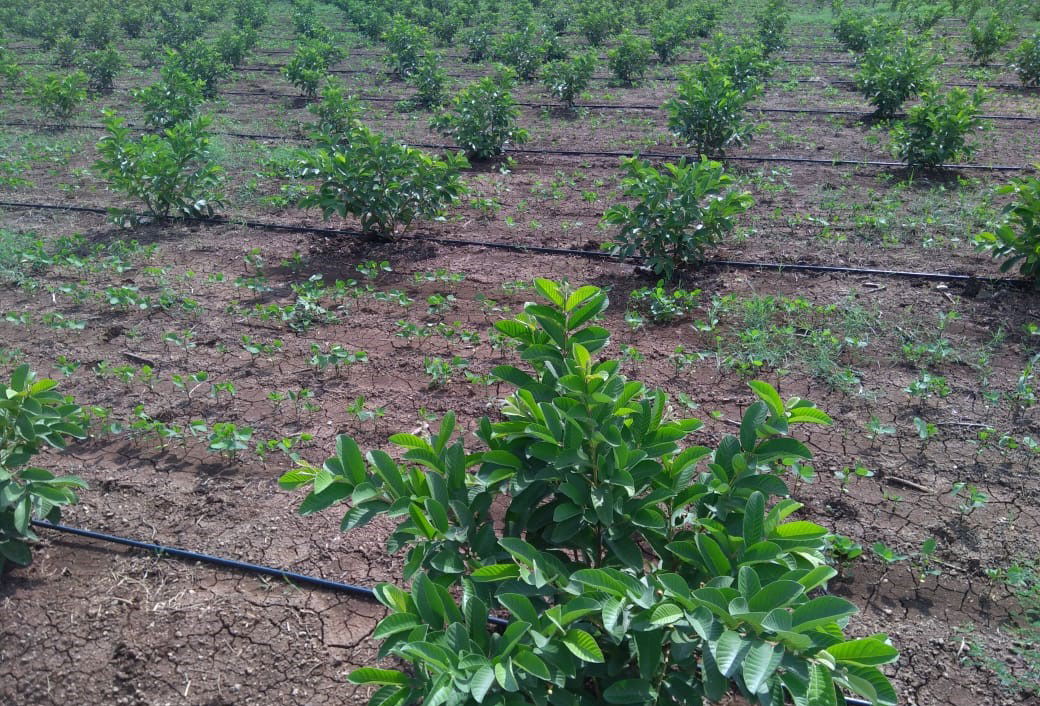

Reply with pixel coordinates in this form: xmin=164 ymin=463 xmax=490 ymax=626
xmin=283 ymin=39 xmax=343 ymax=97
xmin=0 ymin=45 xmax=21 ymax=88
xmin=94 ymin=112 xmax=225 ymax=224
xmin=216 ymin=26 xmax=258 ymax=68
xmin=80 ymin=45 xmax=123 ymax=92
xmin=165 ymin=41 xmax=231 ymax=98
xmin=403 ymin=53 xmax=449 ymax=110
xmin=493 ymin=25 xmax=546 ymax=81
xmin=296 ymin=125 xmax=468 ymax=238
xmin=577 ymin=0 xmax=620 ymax=46
xmin=608 ymin=32 xmax=654 ymax=85
xmin=665 ymin=58 xmax=760 ymax=156
xmin=833 ymin=10 xmax=895 ymax=54
xmin=711 ymin=37 xmax=775 ymax=92
xmin=82 ymin=13 xmax=114 ymax=50
xmin=603 ymin=156 xmax=753 ymax=278
xmin=460 ymin=24 xmax=494 ymax=63
xmin=119 ymin=4 xmax=148 ymax=38
xmin=890 ymin=87 xmax=990 ymax=170
xmin=1008 ymin=33 xmax=1040 ymax=87
xmin=282 ymin=277 xmax=899 ymax=706
xmin=755 ymin=0 xmax=789 ymax=54
xmin=0 ymin=365 xmax=87 ymax=576
xmin=131 ymin=66 xmax=206 ymax=129
xmin=650 ymin=15 xmax=689 ymax=64
xmin=976 ymin=170 xmax=1040 ymax=282
xmin=233 ymin=0 xmax=268 ymax=30
xmin=54 ymin=35 xmax=78 ymax=68
xmin=542 ymin=51 xmax=596 ymax=109
xmin=25 ymin=70 xmax=88 ymax=124
xmin=382 ymin=15 xmax=429 ymax=78
xmin=307 ymin=80 xmax=364 ymax=145
xmin=430 ymin=69 xmax=529 ymax=160
xmin=855 ymin=35 xmax=940 ymax=117
xmin=967 ymin=12 xmax=1014 ymax=64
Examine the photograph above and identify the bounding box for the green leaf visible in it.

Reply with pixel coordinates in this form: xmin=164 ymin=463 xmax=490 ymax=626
xmin=563 ymin=629 xmax=604 ymax=663
xmin=373 ymin=613 xmax=421 ymax=639
xmin=513 ymin=650 xmax=551 ymax=681
xmin=470 ymin=663 xmax=495 ymax=702
xmin=649 ymin=603 xmax=683 ymax=626
xmin=565 ymin=285 xmax=601 ymax=312
xmin=713 ymin=630 xmax=747 ymax=677
xmin=825 ymin=637 xmax=899 ymax=666
xmin=603 ymin=679 xmax=654 ymax=704
xmin=748 ymin=380 xmax=784 ymax=418
xmin=534 ymin=278 xmax=565 ymax=307
xmin=696 ymin=534 xmax=731 ymax=575
xmin=390 ymin=433 xmax=433 ymax=452
xmin=840 ymin=664 xmax=898 ymax=706
xmin=742 ymin=641 xmax=782 ymax=694
xmin=807 ymin=663 xmax=837 ymax=706
xmin=348 ymin=668 xmax=408 ymax=685
xmin=471 ymin=564 xmax=521 ymax=582
xmin=748 ymin=580 xmax=805 ymax=612
xmin=743 ymin=491 xmax=765 ymax=546
xmin=0 ymin=539 xmax=31 ymax=566
xmin=791 ymin=596 xmax=858 ymax=633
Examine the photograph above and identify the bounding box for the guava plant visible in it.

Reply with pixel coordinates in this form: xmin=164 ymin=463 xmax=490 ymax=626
xmin=976 ymin=169 xmax=1040 ymax=283
xmin=1 ymin=365 xmax=87 ymax=575
xmin=296 ymin=124 xmax=468 ymax=238
xmin=431 ymin=68 xmax=529 ymax=160
xmin=283 ymin=278 xmax=899 ymax=706
xmin=603 ymin=156 xmax=754 ymax=279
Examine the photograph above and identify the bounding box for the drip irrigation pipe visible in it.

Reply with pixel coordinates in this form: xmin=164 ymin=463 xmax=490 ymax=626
xmin=213 ymin=92 xmax=1040 ymax=124
xmin=30 ymin=519 xmax=509 ymax=625
xmin=28 ymin=517 xmax=873 ymax=704
xmin=0 ymin=199 xmax=1029 ymax=288
xmin=0 ymin=121 xmax=1029 ymax=171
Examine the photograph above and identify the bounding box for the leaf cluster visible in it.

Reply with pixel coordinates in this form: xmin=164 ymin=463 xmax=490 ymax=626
xmin=0 ymin=365 xmax=87 ymax=575
xmin=975 ymin=170 xmax=1040 ymax=282
xmin=608 ymin=33 xmax=654 ymax=86
xmin=603 ymin=156 xmax=753 ymax=279
xmin=93 ymin=112 xmax=225 ymax=223
xmin=431 ymin=69 xmax=529 ymax=160
xmin=541 ymin=52 xmax=596 ymax=109
xmin=665 ymin=58 xmax=761 ymax=155
xmin=283 ymin=278 xmax=899 ymax=706
xmin=889 ymin=87 xmax=990 ymax=170
xmin=855 ymin=35 xmax=940 ymax=118
xmin=296 ymin=124 xmax=468 ymax=238
xmin=25 ymin=70 xmax=87 ymax=124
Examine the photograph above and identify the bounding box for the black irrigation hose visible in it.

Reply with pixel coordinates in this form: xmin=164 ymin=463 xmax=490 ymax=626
xmin=2 ymin=120 xmax=1030 ymax=170
xmin=214 ymin=92 xmax=1040 ymax=124
xmin=28 ymin=518 xmax=873 ymax=705
xmin=0 ymin=199 xmax=1030 ymax=287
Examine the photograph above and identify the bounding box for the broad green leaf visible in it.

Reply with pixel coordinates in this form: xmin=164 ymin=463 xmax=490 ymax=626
xmin=534 ymin=278 xmax=565 ymax=307
xmin=840 ymin=664 xmax=898 ymax=706
xmin=349 ymin=668 xmax=408 ymax=685
xmin=563 ymin=629 xmax=604 ymax=663
xmin=743 ymin=491 xmax=765 ymax=547
xmin=748 ymin=380 xmax=784 ymax=419
xmin=748 ymin=580 xmax=805 ymax=612
xmin=807 ymin=663 xmax=837 ymax=706
xmin=791 ymin=596 xmax=858 ymax=633
xmin=472 ymin=564 xmax=521 ymax=582
xmin=649 ymin=603 xmax=683 ymax=626
xmin=825 ymin=637 xmax=899 ymax=666
xmin=470 ymin=663 xmax=495 ymax=702
xmin=373 ymin=613 xmax=421 ymax=639
xmin=513 ymin=650 xmax=551 ymax=681
xmin=713 ymin=630 xmax=747 ymax=677
xmin=742 ymin=641 xmax=782 ymax=694
xmin=390 ymin=433 xmax=433 ymax=452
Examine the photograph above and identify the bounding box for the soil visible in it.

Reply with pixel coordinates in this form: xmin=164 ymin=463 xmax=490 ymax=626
xmin=2 ymin=3 xmax=1040 ymax=706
